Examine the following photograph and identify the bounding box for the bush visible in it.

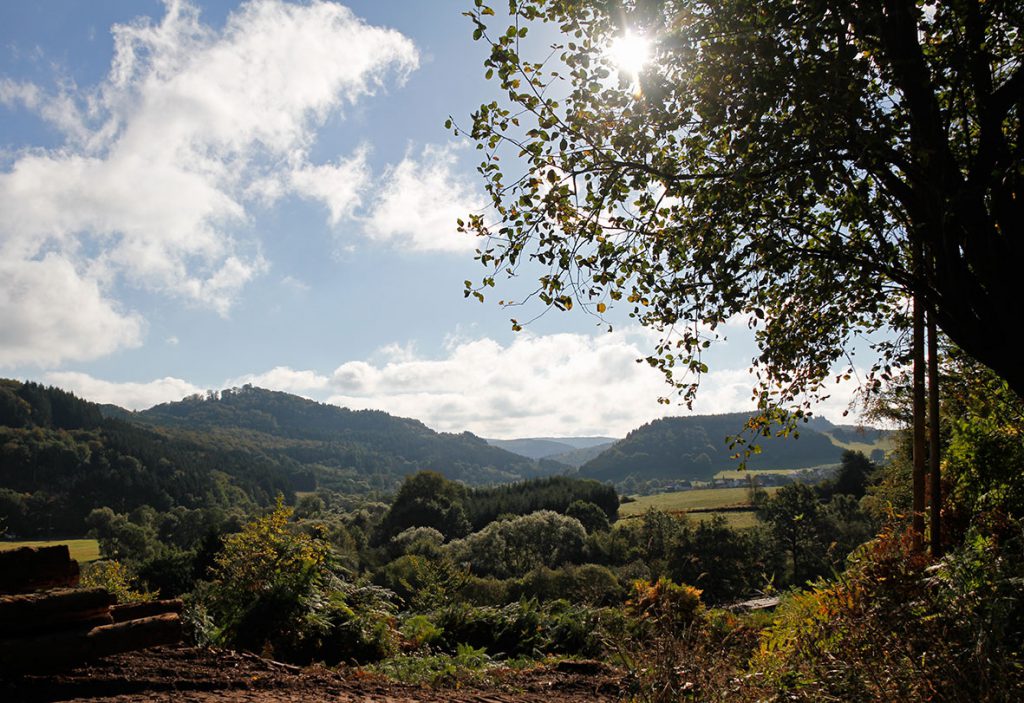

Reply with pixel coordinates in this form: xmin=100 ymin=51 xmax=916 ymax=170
xmin=80 ymin=559 xmax=155 ymax=603
xmin=198 ymin=499 xmax=400 ymax=664
xmin=754 ymin=525 xmax=1024 ymax=701
xmin=433 ymin=599 xmax=608 ymax=659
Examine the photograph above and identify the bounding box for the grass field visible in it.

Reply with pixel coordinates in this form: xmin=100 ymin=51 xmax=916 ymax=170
xmin=0 ymin=539 xmax=101 ymax=563
xmin=712 ymin=468 xmax=805 ymax=480
xmin=619 ymin=485 xmax=781 ymax=517
xmin=697 ymin=511 xmax=760 ymax=530
xmin=822 ymin=431 xmax=895 ymax=456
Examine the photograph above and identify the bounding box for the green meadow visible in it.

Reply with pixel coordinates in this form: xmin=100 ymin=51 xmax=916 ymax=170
xmin=619 ymin=486 xmax=781 ymax=517
xmin=0 ymin=539 xmax=101 ymax=563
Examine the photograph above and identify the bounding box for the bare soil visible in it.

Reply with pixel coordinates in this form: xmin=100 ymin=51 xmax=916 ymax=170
xmin=1 ymin=646 xmax=623 ymax=702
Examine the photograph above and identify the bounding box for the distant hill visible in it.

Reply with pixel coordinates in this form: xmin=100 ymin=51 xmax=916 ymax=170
xmin=125 ymin=386 xmax=560 ymax=489
xmin=578 ymin=413 xmax=847 ymax=482
xmin=0 ymin=380 xmax=563 ymax=537
xmin=546 ymin=442 xmax=616 ymax=468
xmin=485 ymin=436 xmax=618 ymax=461
xmin=805 ymin=417 xmax=893 ymax=461
xmin=0 ymin=380 xmax=300 ymax=536
xmin=486 ymin=438 xmax=578 ymax=460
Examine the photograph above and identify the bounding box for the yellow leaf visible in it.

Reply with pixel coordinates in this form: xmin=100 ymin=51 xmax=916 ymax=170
xmin=597 ymin=302 xmax=607 ymax=313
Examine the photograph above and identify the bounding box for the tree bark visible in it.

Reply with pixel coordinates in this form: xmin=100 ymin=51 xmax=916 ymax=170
xmin=928 ymin=307 xmax=942 ymax=556
xmin=0 ymin=588 xmax=114 ymax=624
xmin=110 ymin=599 xmax=183 ymax=623
xmin=0 ymin=613 xmax=182 ymax=671
xmin=912 ymin=271 xmax=927 ymax=551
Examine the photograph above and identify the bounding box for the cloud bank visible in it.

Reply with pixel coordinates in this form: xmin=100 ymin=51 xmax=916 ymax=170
xmin=49 ymin=329 xmax=864 ymax=438
xmin=1 ymin=0 xmax=426 ymax=367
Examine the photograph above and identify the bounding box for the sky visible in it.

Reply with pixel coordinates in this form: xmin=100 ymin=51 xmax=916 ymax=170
xmin=0 ymin=0 xmax=865 ymax=438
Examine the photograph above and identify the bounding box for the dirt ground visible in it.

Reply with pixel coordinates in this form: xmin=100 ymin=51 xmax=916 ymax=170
xmin=1 ymin=646 xmax=624 ymax=703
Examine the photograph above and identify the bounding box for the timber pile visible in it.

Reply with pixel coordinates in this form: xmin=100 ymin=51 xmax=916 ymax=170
xmin=0 ymin=545 xmax=183 ymax=672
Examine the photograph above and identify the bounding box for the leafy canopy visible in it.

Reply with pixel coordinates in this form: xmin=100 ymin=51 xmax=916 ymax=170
xmin=457 ymin=0 xmax=1024 ymax=417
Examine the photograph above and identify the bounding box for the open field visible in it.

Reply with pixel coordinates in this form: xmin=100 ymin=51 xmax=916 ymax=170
xmin=712 ymin=467 xmax=805 ymax=480
xmin=619 ymin=486 xmax=781 ymax=517
xmin=0 ymin=538 xmax=101 ymax=563
xmin=694 ymin=510 xmax=760 ymax=530
xmin=822 ymin=431 xmax=895 ymax=456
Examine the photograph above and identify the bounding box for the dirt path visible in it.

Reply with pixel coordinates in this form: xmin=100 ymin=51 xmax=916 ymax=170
xmin=2 ymin=646 xmax=623 ymax=703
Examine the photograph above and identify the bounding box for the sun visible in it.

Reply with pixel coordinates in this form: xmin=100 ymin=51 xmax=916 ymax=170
xmin=607 ymin=32 xmax=651 ymax=77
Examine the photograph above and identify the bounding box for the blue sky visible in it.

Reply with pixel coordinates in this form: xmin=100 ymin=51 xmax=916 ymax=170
xmin=0 ymin=0 xmax=863 ymax=438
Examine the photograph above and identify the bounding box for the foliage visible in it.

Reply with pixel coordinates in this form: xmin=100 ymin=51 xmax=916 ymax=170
xmin=758 ymin=483 xmax=830 ymax=584
xmin=80 ymin=559 xmax=155 ymax=603
xmin=198 ymin=499 xmax=399 ymax=663
xmin=464 ymin=475 xmax=620 ymax=528
xmin=580 ymin=414 xmax=840 ymax=482
xmin=669 ymin=514 xmax=779 ymax=604
xmin=514 ymin=563 xmax=624 ymax=605
xmin=818 ymin=449 xmax=877 ymax=500
xmin=377 ymin=471 xmax=471 ymax=541
xmin=565 ymin=499 xmax=611 ymax=533
xmin=433 ymin=599 xmax=609 ymax=658
xmin=459 ymin=0 xmax=1024 ymax=415
xmin=447 ymin=509 xmax=586 ymax=578
xmin=373 ymin=553 xmax=469 ymax=612
xmin=365 ymin=643 xmax=496 ymax=687
xmin=756 ymin=526 xmax=1024 ymax=701
xmin=628 ymin=576 xmax=703 ymax=631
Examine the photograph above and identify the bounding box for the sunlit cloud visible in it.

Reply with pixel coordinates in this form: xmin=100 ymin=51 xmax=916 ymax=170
xmin=0 ymin=0 xmax=418 ymax=366
xmin=364 ymin=143 xmax=480 ymax=252
xmin=42 ymin=329 xmax=865 ymax=435
xmin=44 ymin=371 xmax=201 ymax=410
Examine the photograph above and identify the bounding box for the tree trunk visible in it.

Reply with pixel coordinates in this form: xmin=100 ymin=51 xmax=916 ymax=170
xmin=912 ymin=279 xmax=927 ymax=551
xmin=0 ymin=613 xmax=182 ymax=671
xmin=928 ymin=308 xmax=942 ymax=556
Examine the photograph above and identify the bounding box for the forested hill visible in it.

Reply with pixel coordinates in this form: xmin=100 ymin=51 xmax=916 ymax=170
xmin=124 ymin=385 xmax=555 ymax=488
xmin=578 ymin=413 xmax=844 ymax=482
xmin=0 ymin=381 xmax=560 ymax=537
xmin=1 ymin=380 xmax=297 ymax=536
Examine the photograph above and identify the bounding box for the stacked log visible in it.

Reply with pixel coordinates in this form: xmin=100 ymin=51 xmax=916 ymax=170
xmin=0 ymin=545 xmax=80 ymax=594
xmin=0 ymin=546 xmax=183 ymax=672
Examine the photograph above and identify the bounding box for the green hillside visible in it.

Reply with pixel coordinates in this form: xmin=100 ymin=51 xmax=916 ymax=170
xmin=0 ymin=381 xmax=558 ymax=538
xmin=579 ymin=413 xmax=843 ymax=482
xmin=132 ymin=386 xmax=553 ymax=488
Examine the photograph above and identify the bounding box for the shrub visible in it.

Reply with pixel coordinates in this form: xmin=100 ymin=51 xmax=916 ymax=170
xmin=754 ymin=525 xmax=1024 ymax=701
xmin=80 ymin=559 xmax=155 ymax=603
xmin=199 ymin=499 xmax=400 ymax=664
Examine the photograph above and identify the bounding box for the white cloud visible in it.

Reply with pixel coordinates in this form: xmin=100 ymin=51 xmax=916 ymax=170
xmin=228 ymin=366 xmax=330 ymax=396
xmin=0 ymin=256 xmax=144 ymax=367
xmin=43 ymin=371 xmax=201 ymax=410
xmin=40 ymin=327 xmax=864 ymax=436
xmin=0 ymin=0 xmax=418 ymax=366
xmin=364 ymin=143 xmax=480 ymax=252
xmin=257 ymin=329 xmax=860 ymax=437
xmin=290 ymin=150 xmax=370 ymax=226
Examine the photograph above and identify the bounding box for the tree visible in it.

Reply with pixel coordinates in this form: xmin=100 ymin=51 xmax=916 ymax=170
xmin=447 ymin=510 xmax=586 ymax=577
xmin=565 ymin=498 xmax=612 ymax=532
xmin=377 ymin=471 xmax=471 ymax=542
xmin=759 ymin=483 xmax=827 ymax=584
xmin=457 ymin=0 xmax=1023 ymax=417
xmin=832 ymin=449 xmax=877 ymax=499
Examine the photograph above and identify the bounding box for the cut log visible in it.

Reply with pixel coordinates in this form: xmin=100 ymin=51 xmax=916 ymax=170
xmin=0 ymin=613 xmax=182 ymax=671
xmin=110 ymin=599 xmax=183 ymax=623
xmin=0 ymin=546 xmax=79 ymax=594
xmin=0 ymin=588 xmax=115 ymax=625
xmin=0 ymin=607 xmax=114 ymax=637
